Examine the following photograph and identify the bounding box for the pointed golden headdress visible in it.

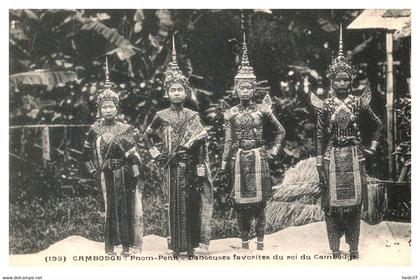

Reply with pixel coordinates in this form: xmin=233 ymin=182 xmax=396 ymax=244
xmin=327 ymin=23 xmax=354 ymax=80
xmin=97 ymin=57 xmax=120 ymax=108
xmin=234 ymin=33 xmax=257 ymax=88
xmin=163 ymin=35 xmax=189 ymax=96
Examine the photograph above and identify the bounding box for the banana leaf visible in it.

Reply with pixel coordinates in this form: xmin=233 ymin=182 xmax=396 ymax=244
xmin=10 ymin=70 xmax=78 ymax=91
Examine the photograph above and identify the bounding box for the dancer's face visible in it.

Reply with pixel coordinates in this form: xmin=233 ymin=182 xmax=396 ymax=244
xmin=100 ymin=100 xmax=117 ymax=121
xmin=168 ymin=83 xmax=187 ymax=104
xmin=333 ymin=72 xmax=351 ymax=96
xmin=237 ymin=81 xmax=255 ymax=101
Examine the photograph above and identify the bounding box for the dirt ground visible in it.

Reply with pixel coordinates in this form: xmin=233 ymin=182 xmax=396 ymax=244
xmin=10 ymin=220 xmax=411 ymax=266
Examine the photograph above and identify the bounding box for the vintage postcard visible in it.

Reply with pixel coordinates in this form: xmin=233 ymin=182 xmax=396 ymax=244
xmin=4 ymin=6 xmax=415 ymax=279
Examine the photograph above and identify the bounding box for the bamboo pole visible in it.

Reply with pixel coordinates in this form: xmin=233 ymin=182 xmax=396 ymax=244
xmin=386 ymin=31 xmax=395 ymax=179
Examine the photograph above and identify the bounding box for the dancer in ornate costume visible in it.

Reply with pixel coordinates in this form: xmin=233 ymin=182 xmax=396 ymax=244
xmin=82 ymin=58 xmax=144 ymax=256
xmin=220 ymin=34 xmax=285 ymax=250
xmin=311 ymin=25 xmax=384 ymax=260
xmin=144 ymin=36 xmax=213 ymax=257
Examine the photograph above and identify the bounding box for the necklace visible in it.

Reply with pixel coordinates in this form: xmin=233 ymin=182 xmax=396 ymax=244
xmin=92 ymin=121 xmax=129 ymax=140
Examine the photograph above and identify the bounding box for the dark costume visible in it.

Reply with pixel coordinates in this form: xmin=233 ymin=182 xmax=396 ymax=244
xmin=82 ymin=121 xmax=144 ymax=253
xmin=221 ymin=35 xmax=285 ymax=245
xmin=311 ymin=26 xmax=384 ymax=256
xmin=145 ymin=108 xmax=213 ymax=253
xmin=314 ymin=94 xmax=383 ymax=253
xmin=82 ymin=59 xmax=143 ymax=254
xmin=223 ymin=102 xmax=285 ymax=242
xmin=144 ymin=36 xmax=213 ymax=255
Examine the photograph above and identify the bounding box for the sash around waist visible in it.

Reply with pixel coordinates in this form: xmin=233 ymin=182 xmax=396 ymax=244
xmin=331 ymin=137 xmax=359 ymax=147
xmin=232 ymin=139 xmax=263 ymax=151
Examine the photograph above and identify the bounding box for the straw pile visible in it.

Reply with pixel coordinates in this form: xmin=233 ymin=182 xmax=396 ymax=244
xmin=266 ymin=157 xmax=323 ymax=231
xmin=266 ymin=157 xmax=387 ymax=231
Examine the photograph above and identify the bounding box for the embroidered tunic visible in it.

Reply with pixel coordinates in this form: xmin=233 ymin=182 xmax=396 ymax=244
xmin=222 ymin=102 xmax=285 ymax=204
xmin=315 ymin=94 xmax=384 ymax=211
xmin=82 ymin=120 xmax=143 ymax=252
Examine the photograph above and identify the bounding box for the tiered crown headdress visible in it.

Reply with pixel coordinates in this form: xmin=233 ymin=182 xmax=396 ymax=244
xmin=234 ymin=33 xmax=257 ymax=90
xmin=163 ymin=35 xmax=189 ymax=97
xmin=327 ymin=23 xmax=354 ymax=80
xmin=97 ymin=57 xmax=120 ymax=108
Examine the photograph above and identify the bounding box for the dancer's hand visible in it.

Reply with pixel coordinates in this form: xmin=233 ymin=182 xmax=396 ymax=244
xmin=136 ymin=181 xmax=145 ymax=193
xmin=267 ymin=146 xmax=279 ymax=160
xmin=363 ymin=147 xmax=375 ymax=156
xmin=156 ymin=152 xmax=169 ymax=166
xmin=90 ymin=169 xmax=99 ymax=179
xmin=149 ymin=146 xmax=161 ymax=159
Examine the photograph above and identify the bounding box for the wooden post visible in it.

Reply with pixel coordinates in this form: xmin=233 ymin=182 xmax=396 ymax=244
xmin=394 ymin=105 xmax=400 ymax=175
xmin=386 ymin=31 xmax=395 ymax=179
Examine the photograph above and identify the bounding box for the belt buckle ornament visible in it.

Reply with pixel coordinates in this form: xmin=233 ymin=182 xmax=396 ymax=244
xmin=111 ymin=159 xmax=122 ymax=170
xmin=197 ymin=164 xmax=205 ymax=177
